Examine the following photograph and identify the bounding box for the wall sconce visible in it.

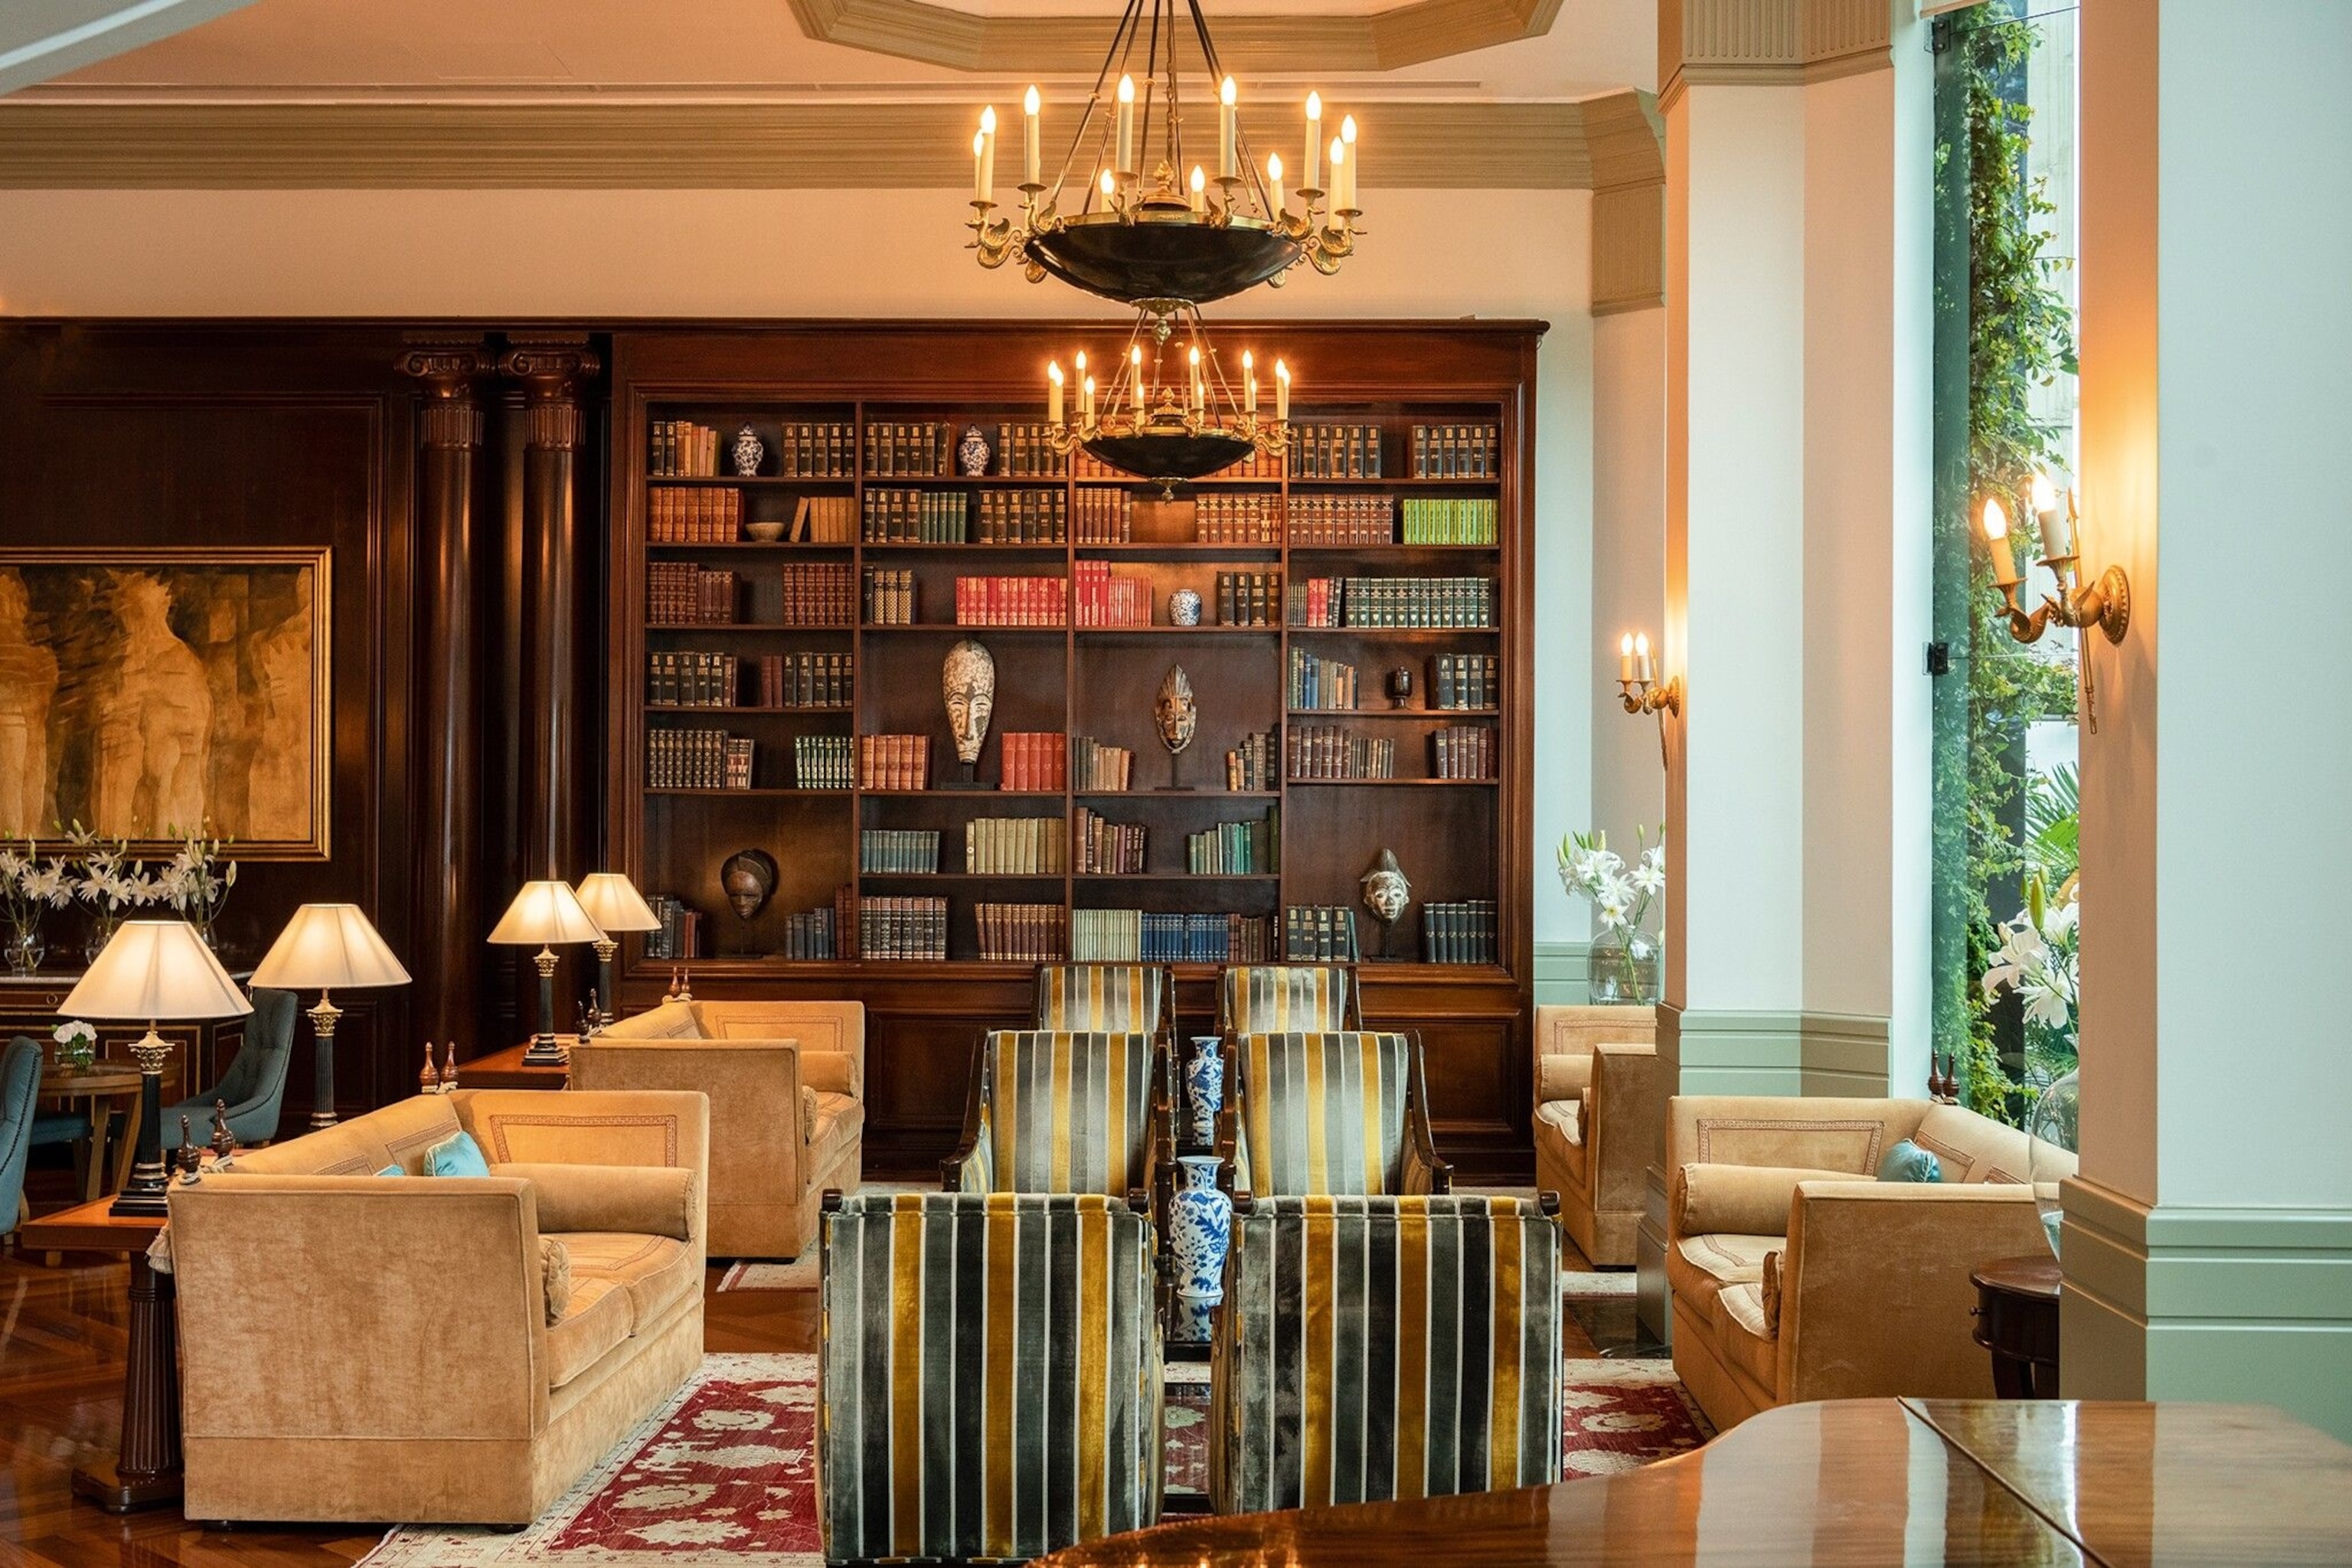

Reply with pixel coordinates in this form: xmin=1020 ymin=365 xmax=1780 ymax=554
xmin=1616 ymin=631 xmax=1680 ymax=766
xmin=1981 ymin=476 xmax=2130 ymax=645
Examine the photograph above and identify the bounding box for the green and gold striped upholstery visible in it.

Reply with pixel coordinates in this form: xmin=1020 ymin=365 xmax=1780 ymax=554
xmin=1210 ymin=1195 xmax=1562 ymax=1514
xmin=1219 ymin=964 xmax=1353 ymax=1035
xmin=1236 ymin=1031 xmax=1438 ymax=1196
xmin=955 ymin=1031 xmax=1159 ymax=1200
xmin=819 ymin=1192 xmax=1163 ymax=1563
xmin=1034 ymin=965 xmax=1164 ymax=1033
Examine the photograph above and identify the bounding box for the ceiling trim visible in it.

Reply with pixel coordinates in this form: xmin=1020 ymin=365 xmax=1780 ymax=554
xmin=786 ymin=0 xmax=1562 ymax=74
xmin=0 ymin=100 xmax=1599 ymax=188
xmin=1657 ymin=0 xmax=1892 ymax=109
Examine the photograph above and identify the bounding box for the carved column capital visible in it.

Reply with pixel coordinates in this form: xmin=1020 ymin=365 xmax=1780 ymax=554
xmin=499 ymin=335 xmax=600 ymax=452
xmin=398 ymin=336 xmax=490 ymax=449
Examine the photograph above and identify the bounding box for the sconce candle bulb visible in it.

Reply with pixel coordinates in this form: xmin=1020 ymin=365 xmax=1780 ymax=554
xmin=1985 ymin=484 xmax=2130 ymax=647
xmin=1612 ymin=628 xmax=1680 ymax=767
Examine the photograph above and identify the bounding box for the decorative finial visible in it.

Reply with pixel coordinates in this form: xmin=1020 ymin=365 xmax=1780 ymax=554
xmin=420 ymin=1039 xmax=439 ymax=1095
xmin=441 ymin=1040 xmax=459 ymax=1093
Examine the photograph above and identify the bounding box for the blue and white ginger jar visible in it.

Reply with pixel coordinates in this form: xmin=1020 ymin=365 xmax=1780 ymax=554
xmin=1168 ymin=1154 xmax=1233 ymax=1302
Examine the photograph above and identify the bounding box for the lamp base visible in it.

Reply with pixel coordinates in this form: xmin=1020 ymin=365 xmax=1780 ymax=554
xmin=109 ymin=1176 xmax=172 ymax=1218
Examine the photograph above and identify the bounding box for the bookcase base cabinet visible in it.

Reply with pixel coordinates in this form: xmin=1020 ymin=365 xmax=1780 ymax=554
xmin=617 ymin=962 xmax=1531 ymax=1181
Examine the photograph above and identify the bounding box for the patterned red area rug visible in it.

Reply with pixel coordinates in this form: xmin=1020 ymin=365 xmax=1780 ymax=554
xmin=1161 ymin=1357 xmax=1710 ymax=1496
xmin=361 ymin=1354 xmax=822 ymax=1566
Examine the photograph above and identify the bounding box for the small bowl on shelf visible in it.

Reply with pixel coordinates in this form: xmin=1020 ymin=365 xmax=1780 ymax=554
xmin=743 ymin=521 xmax=788 ymax=544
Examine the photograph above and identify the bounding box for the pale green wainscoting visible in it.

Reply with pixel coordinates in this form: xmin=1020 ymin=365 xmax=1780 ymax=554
xmin=2060 ymin=1178 xmax=2352 ymax=1442
xmin=1532 ymin=940 xmax=1590 ymax=1005
xmin=1657 ymin=1008 xmax=1893 ymax=1098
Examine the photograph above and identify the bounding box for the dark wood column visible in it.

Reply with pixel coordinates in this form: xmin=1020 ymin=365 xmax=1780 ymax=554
xmin=498 ymin=335 xmax=601 ymax=1029
xmin=399 ymin=337 xmax=489 ymax=1051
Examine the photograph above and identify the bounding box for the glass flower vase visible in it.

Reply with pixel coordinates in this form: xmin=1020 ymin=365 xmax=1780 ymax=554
xmin=1586 ymin=927 xmax=1661 ymax=1005
xmin=2027 ymin=1068 xmax=2080 ymax=1260
xmin=5 ymin=925 xmax=41 ymax=976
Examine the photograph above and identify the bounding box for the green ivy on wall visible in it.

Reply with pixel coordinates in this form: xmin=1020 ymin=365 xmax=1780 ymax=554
xmin=1933 ymin=5 xmax=2079 ymax=1123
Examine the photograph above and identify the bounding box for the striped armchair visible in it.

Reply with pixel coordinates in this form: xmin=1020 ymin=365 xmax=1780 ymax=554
xmin=818 ymin=1191 xmax=1164 ymax=1564
xmin=1214 ymin=1030 xmax=1450 ymax=1201
xmin=1210 ymin=1194 xmax=1563 ymax=1514
xmin=1034 ymin=963 xmax=1173 ymax=1038
xmin=1217 ymin=963 xmax=1361 ymax=1037
xmin=942 ymin=1031 xmax=1175 ymax=1227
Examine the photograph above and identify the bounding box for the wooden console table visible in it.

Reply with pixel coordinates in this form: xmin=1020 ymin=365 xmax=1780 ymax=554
xmin=457 ymin=1040 xmax=573 ymax=1089
xmin=19 ymin=1198 xmax=180 ymax=1514
xmin=1037 ymin=1399 xmax=2352 ymax=1565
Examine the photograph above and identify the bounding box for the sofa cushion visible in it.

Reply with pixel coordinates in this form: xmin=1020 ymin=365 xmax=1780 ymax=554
xmin=1761 ymin=1249 xmax=1783 ymax=1331
xmin=544 ymin=1276 xmax=632 ymax=1389
xmin=1667 ymin=1232 xmax=1782 ymax=1328
xmin=1877 ymin=1138 xmax=1945 ymax=1183
xmin=423 ymin=1129 xmax=492 ymax=1178
xmin=1533 ymin=1099 xmax=1588 ymax=1187
xmin=1913 ymin=1102 xmax=2069 ymax=1185
xmin=553 ymin=1231 xmax=697 ymax=1328
xmin=604 ymin=1001 xmax=705 ymax=1040
xmin=230 ymin=1093 xmax=461 ymax=1177
xmin=1674 ymin=1163 xmax=1858 ymax=1237
xmin=1715 ymin=1282 xmax=1779 ymax=1388
xmin=540 ymin=1237 xmax=573 ymax=1325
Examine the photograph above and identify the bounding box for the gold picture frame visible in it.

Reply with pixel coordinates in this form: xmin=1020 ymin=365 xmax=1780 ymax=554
xmin=0 ymin=546 xmax=332 ymax=860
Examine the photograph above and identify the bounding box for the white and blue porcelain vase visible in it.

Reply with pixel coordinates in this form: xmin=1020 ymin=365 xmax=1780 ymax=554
xmin=731 ymin=423 xmax=765 ymax=477
xmin=1168 ymin=1154 xmax=1233 ymax=1303
xmin=1171 ymin=1289 xmax=1216 ymax=1345
xmin=1182 ymin=1036 xmax=1223 ymax=1145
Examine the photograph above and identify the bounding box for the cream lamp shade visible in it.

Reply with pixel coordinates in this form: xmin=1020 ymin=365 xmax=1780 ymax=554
xmin=250 ymin=903 xmax=413 ymax=992
xmin=489 ymin=880 xmax=606 ymax=947
xmin=62 ymin=920 xmax=254 ymax=1022
xmin=573 ymin=873 xmax=662 ymax=934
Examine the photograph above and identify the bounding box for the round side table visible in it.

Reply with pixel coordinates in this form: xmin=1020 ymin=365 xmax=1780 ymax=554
xmin=41 ymin=1062 xmax=145 ymax=1201
xmin=1971 ymin=1251 xmax=2062 ymax=1398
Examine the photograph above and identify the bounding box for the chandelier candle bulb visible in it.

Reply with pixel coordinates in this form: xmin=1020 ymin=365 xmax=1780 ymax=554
xmin=1304 ymin=91 xmax=1322 ymax=192
xmin=1023 ymin=85 xmax=1041 ymax=187
xmin=978 ymin=107 xmax=997 ymax=204
xmin=1082 ymin=374 xmax=1096 ymax=422
xmin=1327 ymin=140 xmax=1346 ymax=227
xmin=1116 ymin=74 xmax=1137 ymax=178
xmin=1131 ymin=345 xmax=1145 ymax=413
xmin=1243 ymin=350 xmax=1257 ymax=414
xmin=973 ymin=130 xmax=988 ymax=203
xmin=1267 ymin=152 xmax=1285 ymax=220
xmin=1340 ymin=115 xmax=1358 ymax=211
xmin=1191 ymin=164 xmax=1207 ymax=214
xmin=1981 ymin=497 xmax=2022 ymax=587
xmin=1048 ymin=361 xmax=1064 ymax=426
xmin=1219 ymin=77 xmax=1239 ymax=181
xmin=1275 ymin=358 xmax=1290 ymax=423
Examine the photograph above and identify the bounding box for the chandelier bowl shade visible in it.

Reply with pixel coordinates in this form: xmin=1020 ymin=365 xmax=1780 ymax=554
xmin=1027 ymin=214 xmax=1303 ymax=309
xmin=1084 ymin=429 xmax=1256 ymax=485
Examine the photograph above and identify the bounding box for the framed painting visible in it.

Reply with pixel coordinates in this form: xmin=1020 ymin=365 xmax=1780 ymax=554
xmin=0 ymin=547 xmax=332 ymax=859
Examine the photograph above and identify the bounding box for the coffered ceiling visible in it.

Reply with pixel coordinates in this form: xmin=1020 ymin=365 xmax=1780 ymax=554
xmin=0 ymin=0 xmax=1660 ymax=186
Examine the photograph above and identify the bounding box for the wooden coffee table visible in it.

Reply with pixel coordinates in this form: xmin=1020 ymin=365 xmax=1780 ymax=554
xmin=18 ymin=1197 xmax=181 ymax=1513
xmin=41 ymin=1062 xmax=143 ymax=1200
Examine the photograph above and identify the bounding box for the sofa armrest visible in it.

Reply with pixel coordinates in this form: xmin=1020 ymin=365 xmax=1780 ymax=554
xmin=1536 ymin=1052 xmax=1596 ymax=1106
xmin=170 ymin=1175 xmax=550 ymax=1442
xmin=1670 ymin=1162 xmax=1860 ymax=1239
xmin=1587 ymin=1042 xmax=1659 ymax=1214
xmin=1779 ymin=1181 xmax=2050 ymax=1404
xmin=1401 ymin=1031 xmax=1452 ymax=1195
xmin=493 ymin=1161 xmax=697 ymax=1241
xmin=1214 ymin=1037 xmax=1246 ymax=1204
xmin=941 ymin=1033 xmax=990 ymax=1193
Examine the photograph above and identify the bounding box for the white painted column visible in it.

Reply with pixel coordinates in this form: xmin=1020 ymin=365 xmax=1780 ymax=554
xmin=2066 ymin=0 xmax=2352 ymax=1441
xmin=1641 ymin=0 xmax=1934 ymax=1340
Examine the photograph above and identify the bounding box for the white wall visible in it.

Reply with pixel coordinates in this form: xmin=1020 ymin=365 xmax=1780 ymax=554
xmin=0 ymin=181 xmax=1598 ymax=947
xmin=1587 ymin=305 xmax=1665 ymax=894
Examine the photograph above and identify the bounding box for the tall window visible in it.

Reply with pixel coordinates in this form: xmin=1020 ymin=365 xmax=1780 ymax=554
xmin=1930 ymin=1 xmax=2080 ymax=1122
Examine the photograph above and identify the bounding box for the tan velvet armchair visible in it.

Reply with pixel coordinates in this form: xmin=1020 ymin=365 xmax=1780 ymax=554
xmin=573 ymin=998 xmax=864 ymax=1259
xmin=168 ymin=1088 xmax=710 ymax=1527
xmin=1530 ymin=1003 xmax=1658 ymax=1266
xmin=1664 ymin=1094 xmax=2075 ymax=1432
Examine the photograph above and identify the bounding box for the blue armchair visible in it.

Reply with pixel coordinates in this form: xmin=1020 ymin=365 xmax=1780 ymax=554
xmin=163 ymin=987 xmax=296 ymax=1150
xmin=2 ymin=1037 xmax=40 ymax=1237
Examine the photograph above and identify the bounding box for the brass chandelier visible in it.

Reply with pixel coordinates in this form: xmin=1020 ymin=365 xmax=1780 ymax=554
xmin=1040 ymin=308 xmax=1292 ymax=492
xmin=965 ymin=0 xmax=1364 ymax=312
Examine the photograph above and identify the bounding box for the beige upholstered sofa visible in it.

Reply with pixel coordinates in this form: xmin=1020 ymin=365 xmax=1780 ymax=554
xmin=1530 ymin=1003 xmax=1657 ymax=1266
xmin=1665 ymin=1094 xmax=2074 ymax=1432
xmin=169 ymin=1088 xmax=708 ymax=1526
xmin=574 ymin=999 xmax=864 ymax=1259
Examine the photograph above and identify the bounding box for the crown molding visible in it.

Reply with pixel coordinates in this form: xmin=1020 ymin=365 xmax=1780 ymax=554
xmin=1656 ymin=0 xmax=1892 ymax=111
xmin=786 ymin=0 xmax=1561 ymax=74
xmin=0 ymin=100 xmax=1597 ymax=189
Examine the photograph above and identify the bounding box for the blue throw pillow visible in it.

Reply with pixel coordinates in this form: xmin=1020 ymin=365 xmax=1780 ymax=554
xmin=423 ymin=1129 xmax=492 ymax=1178
xmin=1878 ymin=1138 xmax=1944 ymax=1183
xmin=377 ymin=1162 xmax=405 ymax=1177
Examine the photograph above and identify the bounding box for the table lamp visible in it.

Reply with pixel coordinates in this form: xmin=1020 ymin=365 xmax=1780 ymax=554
xmin=573 ymin=872 xmax=662 ymax=1029
xmin=250 ymin=903 xmax=413 ymax=1131
xmin=490 ymin=879 xmax=604 ymax=1066
xmin=61 ymin=920 xmax=253 ymax=1217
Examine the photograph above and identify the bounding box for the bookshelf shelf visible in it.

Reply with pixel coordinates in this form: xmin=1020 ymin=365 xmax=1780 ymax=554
xmin=610 ymin=322 xmax=1536 ymax=1174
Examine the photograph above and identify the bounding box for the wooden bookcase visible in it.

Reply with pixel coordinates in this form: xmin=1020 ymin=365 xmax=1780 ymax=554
xmin=606 ymin=323 xmax=1542 ymax=1178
